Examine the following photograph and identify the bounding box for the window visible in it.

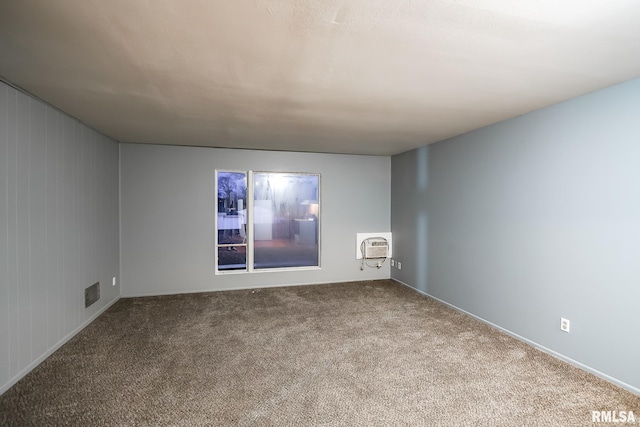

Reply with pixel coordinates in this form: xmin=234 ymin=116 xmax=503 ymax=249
xmin=217 ymin=171 xmax=248 ymax=271
xmin=253 ymin=172 xmax=320 ymax=269
xmin=216 ymin=171 xmax=320 ymax=273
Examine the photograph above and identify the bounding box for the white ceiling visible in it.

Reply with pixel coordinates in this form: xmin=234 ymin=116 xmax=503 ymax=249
xmin=1 ymin=0 xmax=640 ymax=156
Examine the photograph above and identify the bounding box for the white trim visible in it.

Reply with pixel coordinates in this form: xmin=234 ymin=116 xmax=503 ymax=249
xmin=252 ymin=266 xmax=321 ymax=274
xmin=0 ymin=296 xmax=121 ymax=395
xmin=216 ymin=266 xmax=321 ymax=276
xmin=391 ymin=278 xmax=640 ymax=397
xmin=247 ymin=170 xmax=254 ymax=272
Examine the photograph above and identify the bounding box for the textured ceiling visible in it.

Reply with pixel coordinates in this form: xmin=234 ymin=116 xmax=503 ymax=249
xmin=1 ymin=0 xmax=640 ymax=156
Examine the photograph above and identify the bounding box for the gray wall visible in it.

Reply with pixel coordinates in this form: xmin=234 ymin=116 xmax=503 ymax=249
xmin=0 ymin=81 xmax=120 ymax=394
xmin=120 ymin=143 xmax=390 ymax=296
xmin=391 ymin=78 xmax=640 ymax=393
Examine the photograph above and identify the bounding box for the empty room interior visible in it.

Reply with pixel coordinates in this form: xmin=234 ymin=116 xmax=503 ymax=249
xmin=1 ymin=1 xmax=640 ymax=425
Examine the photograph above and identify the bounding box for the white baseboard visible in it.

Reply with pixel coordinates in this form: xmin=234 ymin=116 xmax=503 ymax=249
xmin=391 ymin=278 xmax=640 ymax=397
xmin=122 ymin=277 xmax=388 ymax=298
xmin=0 ymin=296 xmax=121 ymax=395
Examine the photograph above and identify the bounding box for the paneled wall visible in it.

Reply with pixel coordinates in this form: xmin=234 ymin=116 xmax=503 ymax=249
xmin=0 ymin=81 xmax=120 ymax=394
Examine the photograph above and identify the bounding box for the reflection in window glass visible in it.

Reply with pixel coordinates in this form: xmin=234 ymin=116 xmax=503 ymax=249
xmin=217 ymin=172 xmax=247 ymax=271
xmin=253 ymin=173 xmax=319 ymax=269
xmin=217 ymin=246 xmax=247 ymax=271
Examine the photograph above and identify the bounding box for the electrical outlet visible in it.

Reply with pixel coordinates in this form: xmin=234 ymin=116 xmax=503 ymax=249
xmin=112 ymin=277 xmax=117 ymax=287
xmin=560 ymin=318 xmax=570 ymax=333
xmin=391 ymin=259 xmax=395 ymax=267
xmin=397 ymin=262 xmax=402 ymax=270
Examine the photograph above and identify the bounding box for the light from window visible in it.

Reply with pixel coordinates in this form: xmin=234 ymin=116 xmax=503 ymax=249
xmin=253 ymin=172 xmax=319 ymax=269
xmin=215 ymin=171 xmax=320 ymax=272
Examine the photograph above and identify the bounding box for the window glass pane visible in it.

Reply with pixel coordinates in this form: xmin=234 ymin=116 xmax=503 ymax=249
xmin=217 ymin=171 xmax=247 ymax=271
xmin=217 ymin=246 xmax=247 ymax=271
xmin=253 ymin=173 xmax=319 ymax=269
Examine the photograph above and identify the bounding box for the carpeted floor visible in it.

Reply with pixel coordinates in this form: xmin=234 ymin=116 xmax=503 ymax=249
xmin=1 ymin=280 xmax=638 ymax=426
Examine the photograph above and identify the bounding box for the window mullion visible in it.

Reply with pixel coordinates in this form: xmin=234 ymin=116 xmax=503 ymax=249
xmin=247 ymin=170 xmax=254 ymax=272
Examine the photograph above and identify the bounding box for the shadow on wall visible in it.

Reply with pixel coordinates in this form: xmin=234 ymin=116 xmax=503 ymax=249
xmin=415 ymin=147 xmax=429 ymax=293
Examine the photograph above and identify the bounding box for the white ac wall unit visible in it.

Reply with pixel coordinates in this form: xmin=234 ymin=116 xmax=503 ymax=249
xmin=363 ymin=238 xmax=389 ymax=259
xmin=356 ymin=232 xmax=392 ymax=260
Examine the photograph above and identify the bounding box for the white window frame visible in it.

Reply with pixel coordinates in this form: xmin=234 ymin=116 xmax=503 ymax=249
xmin=215 ymin=170 xmax=321 ymax=274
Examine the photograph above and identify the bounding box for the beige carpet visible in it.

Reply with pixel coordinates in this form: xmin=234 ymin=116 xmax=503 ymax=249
xmin=1 ymin=280 xmax=638 ymax=426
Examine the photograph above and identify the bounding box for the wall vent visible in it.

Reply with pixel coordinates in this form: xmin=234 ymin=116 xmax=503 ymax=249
xmin=85 ymin=282 xmax=100 ymax=308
